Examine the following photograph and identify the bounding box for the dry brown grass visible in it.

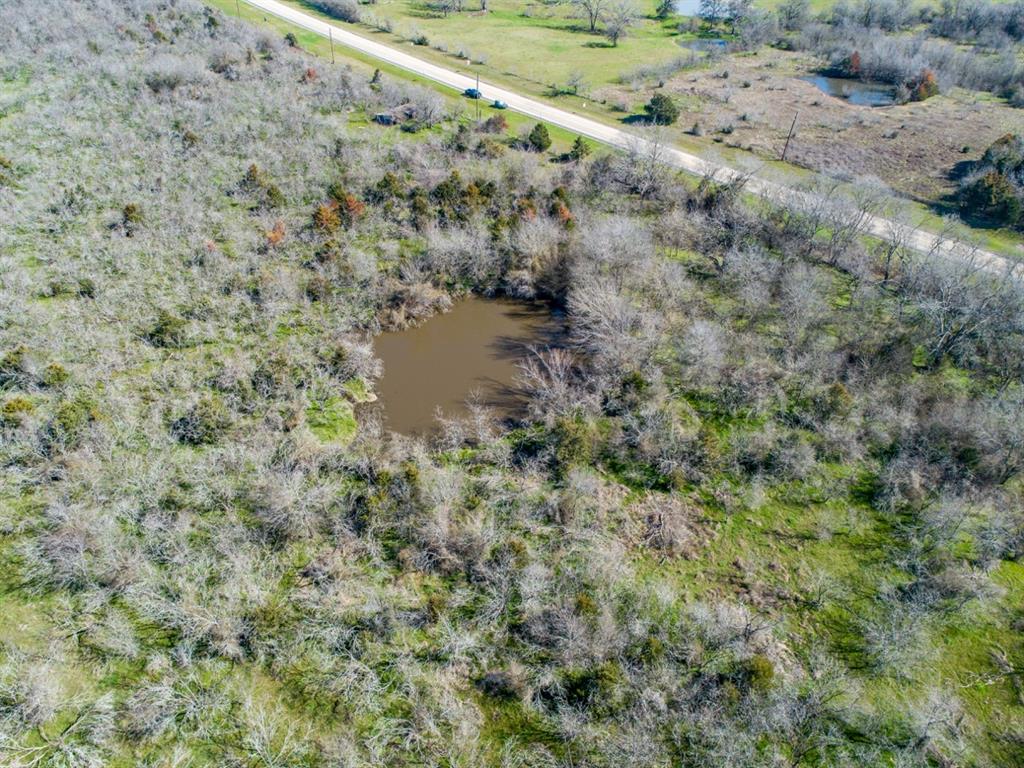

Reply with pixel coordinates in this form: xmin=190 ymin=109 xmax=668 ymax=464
xmin=599 ymin=48 xmax=1021 ymax=204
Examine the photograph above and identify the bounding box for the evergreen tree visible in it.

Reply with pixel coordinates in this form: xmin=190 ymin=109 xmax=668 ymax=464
xmin=528 ymin=123 xmax=552 ymax=152
xmin=643 ymin=93 xmax=679 ymax=125
xmin=569 ymin=135 xmax=591 ymax=161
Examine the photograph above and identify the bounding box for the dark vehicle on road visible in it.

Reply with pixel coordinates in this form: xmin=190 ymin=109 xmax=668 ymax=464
xmin=492 ymin=99 xmax=508 ymax=109
xmin=463 ymin=87 xmax=481 ymax=99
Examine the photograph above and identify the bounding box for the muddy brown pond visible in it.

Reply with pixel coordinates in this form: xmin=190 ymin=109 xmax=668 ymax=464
xmin=373 ymin=296 xmax=566 ymax=435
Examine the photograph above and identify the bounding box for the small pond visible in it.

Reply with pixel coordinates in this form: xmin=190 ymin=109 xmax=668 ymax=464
xmin=800 ymin=75 xmax=897 ymax=107
xmin=373 ymin=296 xmax=566 ymax=435
xmin=677 ymin=37 xmax=729 ymax=52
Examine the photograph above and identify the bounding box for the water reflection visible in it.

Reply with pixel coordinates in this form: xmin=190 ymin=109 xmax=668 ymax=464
xmin=800 ymin=75 xmax=897 ymax=107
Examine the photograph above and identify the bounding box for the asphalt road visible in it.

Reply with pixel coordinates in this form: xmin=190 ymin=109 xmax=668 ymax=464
xmin=243 ymin=0 xmax=1016 ymax=272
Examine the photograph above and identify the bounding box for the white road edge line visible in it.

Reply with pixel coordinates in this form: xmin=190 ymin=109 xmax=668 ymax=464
xmin=241 ymin=0 xmax=1018 ymax=273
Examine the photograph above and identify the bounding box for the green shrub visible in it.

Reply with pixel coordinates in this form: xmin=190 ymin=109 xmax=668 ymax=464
xmin=367 ymin=171 xmax=406 ymax=204
xmin=170 ymin=394 xmax=231 ymax=445
xmin=742 ymin=654 xmax=775 ymax=692
xmin=554 ymin=417 xmax=594 ymax=472
xmin=145 ymin=310 xmax=188 ymax=348
xmin=121 ymin=203 xmax=143 ymax=235
xmin=961 ymin=171 xmax=1022 ymax=229
xmin=643 ymin=93 xmax=679 ymax=125
xmin=0 ymin=345 xmax=29 ymax=387
xmin=558 ymin=662 xmax=623 ymax=711
xmin=959 ymin=135 xmax=1024 ymax=230
xmin=305 ymin=273 xmax=332 ymax=301
xmin=475 ymin=137 xmax=506 ymax=159
xmin=42 ymin=362 xmax=70 ymax=388
xmin=76 ymin=277 xmax=97 ymax=298
xmin=476 ymin=670 xmax=522 ymax=701
xmin=2 ymin=395 xmax=35 ymax=426
xmin=240 ymin=164 xmax=285 ymax=210
xmin=575 ymin=592 xmax=599 ymax=616
xmin=0 ymin=154 xmax=13 ymax=186
xmin=44 ymin=391 xmax=99 ymax=450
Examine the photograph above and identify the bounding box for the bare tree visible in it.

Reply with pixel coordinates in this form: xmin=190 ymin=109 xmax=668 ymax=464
xmin=517 ymin=347 xmax=586 ymax=424
xmin=699 ymin=0 xmax=728 ymax=23
xmin=573 ymin=0 xmax=608 ymax=32
xmin=615 ymin=130 xmax=672 ymax=199
xmin=898 ymin=244 xmax=1024 ymax=367
xmin=725 ymin=0 xmax=753 ymax=33
xmin=604 ymin=0 xmax=639 ymax=45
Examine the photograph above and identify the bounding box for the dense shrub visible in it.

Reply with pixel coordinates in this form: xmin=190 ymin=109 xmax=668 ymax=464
xmin=643 ymin=93 xmax=679 ymax=125
xmin=959 ymin=134 xmax=1024 ymax=230
xmin=170 ymin=395 xmax=231 ymax=445
xmin=144 ymin=310 xmax=188 ymax=348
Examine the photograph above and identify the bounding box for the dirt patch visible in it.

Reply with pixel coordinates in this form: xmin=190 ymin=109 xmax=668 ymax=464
xmin=599 ymin=48 xmax=1022 ymax=204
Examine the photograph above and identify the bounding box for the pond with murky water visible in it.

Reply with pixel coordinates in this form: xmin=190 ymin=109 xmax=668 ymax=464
xmin=373 ymin=296 xmax=566 ymax=435
xmin=800 ymin=75 xmax=897 ymax=107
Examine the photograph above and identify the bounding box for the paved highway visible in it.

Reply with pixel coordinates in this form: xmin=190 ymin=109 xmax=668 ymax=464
xmin=243 ymin=0 xmax=1016 ymax=272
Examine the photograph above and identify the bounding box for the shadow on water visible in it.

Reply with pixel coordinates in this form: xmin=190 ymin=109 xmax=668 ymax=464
xmin=372 ymin=296 xmax=567 ymax=436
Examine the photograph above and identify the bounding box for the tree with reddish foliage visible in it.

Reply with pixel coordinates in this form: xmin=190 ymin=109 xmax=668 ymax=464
xmin=341 ymin=193 xmax=366 ymax=226
xmin=551 ymin=200 xmax=573 ymax=226
xmin=912 ymin=69 xmax=939 ymax=101
xmin=848 ymin=50 xmax=861 ymax=77
xmin=517 ymin=197 xmax=537 ymax=220
xmin=266 ymin=220 xmax=286 ymax=247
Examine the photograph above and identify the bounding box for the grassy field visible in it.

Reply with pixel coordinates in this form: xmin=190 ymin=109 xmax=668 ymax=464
xmin=338 ymin=0 xmax=685 ymax=89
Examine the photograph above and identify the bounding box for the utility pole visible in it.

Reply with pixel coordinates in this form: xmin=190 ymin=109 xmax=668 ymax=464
xmin=781 ymin=111 xmax=799 ymax=162
xmin=235 ymin=0 xmax=241 ymax=16
xmin=329 ymin=27 xmax=335 ymax=63
xmin=475 ymin=72 xmax=480 ymax=121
